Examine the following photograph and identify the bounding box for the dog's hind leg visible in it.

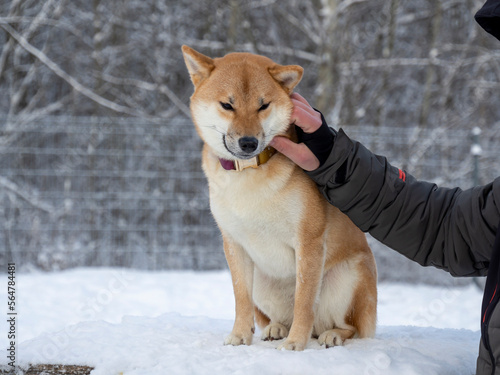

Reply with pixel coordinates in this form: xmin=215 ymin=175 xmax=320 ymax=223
xmin=318 ymin=327 xmax=355 ymax=347
xmin=261 ymin=322 xmax=289 ymax=341
xmin=316 ymin=257 xmax=377 ymax=348
xmin=256 ymin=303 xmax=289 ymax=342
xmin=255 ymin=306 xmax=270 ymax=330
xmin=346 ymin=259 xmax=377 ymax=339
xmin=253 ymin=270 xmax=295 ymax=342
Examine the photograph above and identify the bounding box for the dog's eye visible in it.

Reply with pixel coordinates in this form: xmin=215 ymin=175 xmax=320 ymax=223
xmin=258 ymin=103 xmax=270 ymax=112
xmin=220 ymin=102 xmax=234 ymax=111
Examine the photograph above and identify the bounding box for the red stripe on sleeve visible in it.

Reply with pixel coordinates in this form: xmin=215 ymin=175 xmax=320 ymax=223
xmin=398 ymin=169 xmax=406 ymax=182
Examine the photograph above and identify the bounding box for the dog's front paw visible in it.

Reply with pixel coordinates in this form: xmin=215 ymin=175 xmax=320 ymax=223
xmin=262 ymin=323 xmax=288 ymax=341
xmin=277 ymin=338 xmax=307 ymax=351
xmin=224 ymin=330 xmax=253 ymax=346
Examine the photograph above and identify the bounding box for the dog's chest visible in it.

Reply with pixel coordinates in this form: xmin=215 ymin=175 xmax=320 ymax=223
xmin=210 ymin=172 xmax=301 ymax=278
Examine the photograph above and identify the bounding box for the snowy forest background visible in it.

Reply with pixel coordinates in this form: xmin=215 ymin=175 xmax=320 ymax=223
xmin=0 ymin=0 xmax=499 ymax=285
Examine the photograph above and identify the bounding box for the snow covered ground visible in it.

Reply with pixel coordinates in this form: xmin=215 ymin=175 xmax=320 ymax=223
xmin=1 ymin=268 xmax=484 ymax=374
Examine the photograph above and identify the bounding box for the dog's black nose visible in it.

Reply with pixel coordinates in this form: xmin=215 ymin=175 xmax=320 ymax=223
xmin=238 ymin=137 xmax=259 ymax=153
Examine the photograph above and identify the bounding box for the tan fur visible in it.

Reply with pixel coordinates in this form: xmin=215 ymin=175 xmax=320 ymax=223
xmin=182 ymin=45 xmax=377 ymax=350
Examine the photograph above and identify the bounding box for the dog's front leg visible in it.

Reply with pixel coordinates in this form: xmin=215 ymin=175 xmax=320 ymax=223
xmin=278 ymin=238 xmax=324 ymax=351
xmin=222 ymin=234 xmax=255 ymax=346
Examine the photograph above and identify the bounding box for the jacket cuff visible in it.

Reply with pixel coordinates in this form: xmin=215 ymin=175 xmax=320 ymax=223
xmin=305 ymin=128 xmax=354 ymax=187
xmin=295 ymin=109 xmax=336 ymax=167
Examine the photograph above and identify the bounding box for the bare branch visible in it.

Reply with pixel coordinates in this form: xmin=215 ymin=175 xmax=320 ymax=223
xmin=338 ymin=0 xmax=372 ymax=14
xmin=99 ymin=73 xmax=191 ymax=118
xmin=0 ymin=16 xmax=93 ymax=46
xmin=0 ymin=176 xmax=54 ymax=214
xmin=275 ymin=7 xmax=322 ymax=46
xmin=0 ymin=22 xmax=145 ymax=117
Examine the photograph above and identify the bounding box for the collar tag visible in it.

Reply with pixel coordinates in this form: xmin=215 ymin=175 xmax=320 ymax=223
xmin=219 ymin=147 xmax=276 ymax=172
xmin=234 ymin=157 xmax=259 ymax=171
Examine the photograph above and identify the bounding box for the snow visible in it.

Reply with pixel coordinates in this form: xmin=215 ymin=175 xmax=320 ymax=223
xmin=1 ymin=268 xmax=484 ymax=374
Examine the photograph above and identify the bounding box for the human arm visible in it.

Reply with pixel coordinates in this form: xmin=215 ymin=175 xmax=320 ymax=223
xmin=272 ymin=95 xmax=500 ymax=277
xmin=310 ymin=129 xmax=500 ymax=276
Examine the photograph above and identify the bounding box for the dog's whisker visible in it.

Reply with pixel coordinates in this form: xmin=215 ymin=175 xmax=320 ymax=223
xmin=202 ymin=125 xmax=225 ymax=135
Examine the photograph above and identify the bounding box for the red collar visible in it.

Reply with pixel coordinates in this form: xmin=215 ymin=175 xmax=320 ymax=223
xmin=219 ymin=147 xmax=276 ymax=171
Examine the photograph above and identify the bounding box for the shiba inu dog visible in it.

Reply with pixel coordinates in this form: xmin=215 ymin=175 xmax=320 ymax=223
xmin=181 ymin=45 xmax=377 ymax=351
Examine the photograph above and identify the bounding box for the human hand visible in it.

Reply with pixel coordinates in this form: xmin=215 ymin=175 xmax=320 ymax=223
xmin=270 ymin=93 xmax=334 ymax=171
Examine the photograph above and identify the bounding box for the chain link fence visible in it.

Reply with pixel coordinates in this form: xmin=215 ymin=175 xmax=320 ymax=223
xmin=1 ymin=116 xmax=499 ymax=282
xmin=0 ymin=116 xmax=220 ymax=271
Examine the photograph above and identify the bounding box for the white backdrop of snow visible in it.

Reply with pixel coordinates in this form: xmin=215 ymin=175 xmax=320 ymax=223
xmin=0 ymin=269 xmax=483 ymax=374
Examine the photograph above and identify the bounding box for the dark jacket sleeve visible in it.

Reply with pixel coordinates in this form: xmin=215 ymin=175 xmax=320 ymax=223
xmin=307 ymin=128 xmax=500 ymax=277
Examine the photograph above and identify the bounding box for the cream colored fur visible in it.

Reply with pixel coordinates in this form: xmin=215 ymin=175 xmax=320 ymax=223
xmin=182 ymin=45 xmax=377 ymax=351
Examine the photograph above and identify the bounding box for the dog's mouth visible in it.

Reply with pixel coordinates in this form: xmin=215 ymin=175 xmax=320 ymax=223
xmin=222 ymin=135 xmax=265 ymax=160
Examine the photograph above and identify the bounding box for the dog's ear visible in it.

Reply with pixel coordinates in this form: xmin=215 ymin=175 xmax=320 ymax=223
xmin=182 ymin=45 xmax=215 ymax=88
xmin=268 ymin=64 xmax=303 ymax=94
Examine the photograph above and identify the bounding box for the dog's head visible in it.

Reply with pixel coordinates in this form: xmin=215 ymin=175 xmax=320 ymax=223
xmin=182 ymin=45 xmax=303 ymax=161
